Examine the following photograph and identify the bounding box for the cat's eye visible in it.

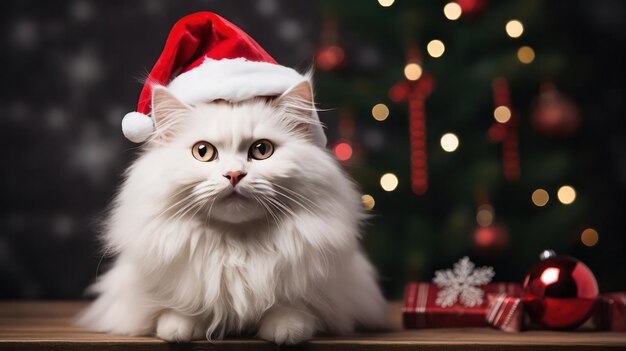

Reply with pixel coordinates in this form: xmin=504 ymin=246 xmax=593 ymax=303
xmin=192 ymin=141 xmax=217 ymax=162
xmin=249 ymin=139 xmax=274 ymax=160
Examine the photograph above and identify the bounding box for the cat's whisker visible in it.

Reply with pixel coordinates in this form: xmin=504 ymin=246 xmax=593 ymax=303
xmin=265 ymin=187 xmax=316 ymax=218
xmin=263 ymin=195 xmax=298 ymax=221
xmin=271 ymin=183 xmax=323 ymax=211
xmin=204 ymin=196 xmax=218 ymax=227
xmin=151 ymin=183 xmax=201 ymax=222
xmin=250 ymin=193 xmax=272 ymax=230
xmin=255 ymin=193 xmax=283 ymax=231
xmin=158 ymin=183 xmax=224 ymax=228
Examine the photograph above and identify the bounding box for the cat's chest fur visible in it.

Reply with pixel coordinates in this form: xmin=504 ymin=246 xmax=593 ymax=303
xmin=140 ymin=220 xmax=319 ymax=326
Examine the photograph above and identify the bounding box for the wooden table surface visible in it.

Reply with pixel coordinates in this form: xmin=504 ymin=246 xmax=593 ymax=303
xmin=0 ymin=301 xmax=625 ymax=350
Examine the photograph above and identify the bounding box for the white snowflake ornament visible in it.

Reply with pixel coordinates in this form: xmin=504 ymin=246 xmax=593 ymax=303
xmin=433 ymin=256 xmax=495 ymax=308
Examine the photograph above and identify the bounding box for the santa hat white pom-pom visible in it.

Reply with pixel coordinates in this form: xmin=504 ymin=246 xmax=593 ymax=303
xmin=122 ymin=112 xmax=154 ymax=143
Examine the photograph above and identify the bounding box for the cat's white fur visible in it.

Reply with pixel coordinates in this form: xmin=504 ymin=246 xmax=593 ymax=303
xmin=78 ymin=80 xmax=388 ymax=344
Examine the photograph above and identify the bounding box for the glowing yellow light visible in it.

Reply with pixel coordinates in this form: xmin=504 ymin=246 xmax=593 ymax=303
xmin=557 ymin=185 xmax=576 ymax=205
xmin=371 ymin=103 xmax=390 ymax=121
xmin=443 ymin=2 xmax=462 ymax=20
xmin=517 ymin=46 xmax=535 ymax=64
xmin=506 ymin=20 xmax=524 ymax=38
xmin=531 ymin=189 xmax=550 ymax=207
xmin=581 ymin=228 xmax=599 ymax=247
xmin=362 ymin=194 xmax=375 ymax=210
xmin=427 ymin=39 xmax=445 ymax=58
xmin=440 ymin=133 xmax=459 ymax=152
xmin=378 ymin=0 xmax=395 ymax=7
xmin=404 ymin=63 xmax=423 ymax=81
xmin=380 ymin=173 xmax=399 ymax=192
xmin=493 ymin=106 xmax=512 ymax=123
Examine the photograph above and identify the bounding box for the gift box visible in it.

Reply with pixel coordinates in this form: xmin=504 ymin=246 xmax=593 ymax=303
xmin=485 ymin=293 xmax=525 ymax=332
xmin=403 ymin=282 xmax=522 ymax=329
xmin=593 ymin=293 xmax=626 ymax=332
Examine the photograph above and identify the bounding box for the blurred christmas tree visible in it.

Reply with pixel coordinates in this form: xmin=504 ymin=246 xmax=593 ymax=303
xmin=312 ymin=0 xmax=625 ymax=298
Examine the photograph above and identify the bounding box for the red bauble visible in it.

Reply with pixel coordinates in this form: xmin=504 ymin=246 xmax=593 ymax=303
xmin=531 ymin=83 xmax=580 ymax=138
xmin=473 ymin=225 xmax=509 ymax=254
xmin=316 ymin=45 xmax=346 ymax=71
xmin=523 ymin=251 xmax=599 ymax=330
xmin=457 ymin=0 xmax=488 ymax=18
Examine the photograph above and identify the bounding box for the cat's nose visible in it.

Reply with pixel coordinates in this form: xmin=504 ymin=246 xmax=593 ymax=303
xmin=223 ymin=171 xmax=247 ymax=187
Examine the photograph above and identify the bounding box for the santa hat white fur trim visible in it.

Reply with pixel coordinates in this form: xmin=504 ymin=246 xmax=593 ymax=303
xmin=168 ymin=58 xmax=305 ymax=104
xmin=121 ymin=58 xmax=326 ymax=146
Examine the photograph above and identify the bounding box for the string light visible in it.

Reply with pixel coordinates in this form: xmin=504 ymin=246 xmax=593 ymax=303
xmin=333 ymin=142 xmax=353 ymax=161
xmin=557 ymin=185 xmax=576 ymax=204
xmin=531 ymin=189 xmax=549 ymax=207
xmin=505 ymin=20 xmax=524 ymax=38
xmin=581 ymin=228 xmax=599 ymax=247
xmin=371 ymin=103 xmax=390 ymax=121
xmin=440 ymin=133 xmax=459 ymax=152
xmin=380 ymin=173 xmax=399 ymax=191
xmin=443 ymin=2 xmax=462 ymax=20
xmin=404 ymin=63 xmax=423 ymax=81
xmin=427 ymin=40 xmax=445 ymax=58
xmin=378 ymin=0 xmax=395 ymax=7
xmin=362 ymin=194 xmax=375 ymax=210
xmin=493 ymin=105 xmax=511 ymax=123
xmin=517 ymin=46 xmax=535 ymax=64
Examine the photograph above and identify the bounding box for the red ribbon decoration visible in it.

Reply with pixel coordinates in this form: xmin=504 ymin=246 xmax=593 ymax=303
xmin=389 ymin=71 xmax=434 ymax=195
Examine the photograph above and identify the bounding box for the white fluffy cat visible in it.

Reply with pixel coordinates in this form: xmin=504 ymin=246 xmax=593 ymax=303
xmin=79 ymin=79 xmax=388 ymax=344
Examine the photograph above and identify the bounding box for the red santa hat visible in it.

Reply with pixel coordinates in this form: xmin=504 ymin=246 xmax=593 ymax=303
xmin=122 ymin=12 xmax=326 ymax=147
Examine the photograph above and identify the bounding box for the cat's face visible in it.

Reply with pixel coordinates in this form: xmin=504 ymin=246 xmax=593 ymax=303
xmin=141 ymin=82 xmax=322 ymax=225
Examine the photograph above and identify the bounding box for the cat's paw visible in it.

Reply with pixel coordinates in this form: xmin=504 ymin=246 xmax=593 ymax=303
xmin=257 ymin=306 xmax=317 ymax=345
xmin=156 ymin=310 xmax=195 ymax=342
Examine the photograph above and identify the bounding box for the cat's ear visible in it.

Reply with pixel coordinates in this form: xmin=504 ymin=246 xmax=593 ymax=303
xmin=274 ymin=80 xmax=318 ymax=135
xmin=151 ymin=85 xmax=191 ymax=140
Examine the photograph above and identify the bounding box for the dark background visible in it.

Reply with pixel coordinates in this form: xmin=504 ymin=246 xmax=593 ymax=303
xmin=1 ymin=0 xmax=624 ymax=300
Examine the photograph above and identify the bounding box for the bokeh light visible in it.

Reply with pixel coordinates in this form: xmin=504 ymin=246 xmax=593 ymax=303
xmin=316 ymin=45 xmax=345 ymax=70
xmin=505 ymin=20 xmax=524 ymax=38
xmin=372 ymin=103 xmax=390 ymax=121
xmin=427 ymin=40 xmax=445 ymax=58
xmin=531 ymin=189 xmax=550 ymax=207
xmin=476 ymin=204 xmax=494 ymax=227
xmin=557 ymin=185 xmax=576 ymax=204
xmin=378 ymin=0 xmax=395 ymax=7
xmin=440 ymin=133 xmax=459 ymax=152
xmin=333 ymin=142 xmax=353 ymax=161
xmin=380 ymin=173 xmax=399 ymax=191
xmin=404 ymin=63 xmax=423 ymax=81
xmin=517 ymin=46 xmax=535 ymax=64
xmin=362 ymin=194 xmax=375 ymax=210
xmin=581 ymin=228 xmax=599 ymax=247
xmin=443 ymin=2 xmax=462 ymax=20
xmin=493 ymin=105 xmax=511 ymax=123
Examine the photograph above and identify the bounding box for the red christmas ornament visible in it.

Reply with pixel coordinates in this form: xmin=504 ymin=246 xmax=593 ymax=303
xmin=523 ymin=250 xmax=599 ymax=330
xmin=531 ymin=83 xmax=580 ymax=138
xmin=316 ymin=45 xmax=346 ymax=71
xmin=388 ymin=81 xmax=410 ymax=103
xmin=473 ymin=225 xmax=509 ymax=254
xmin=457 ymin=0 xmax=488 ymax=18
